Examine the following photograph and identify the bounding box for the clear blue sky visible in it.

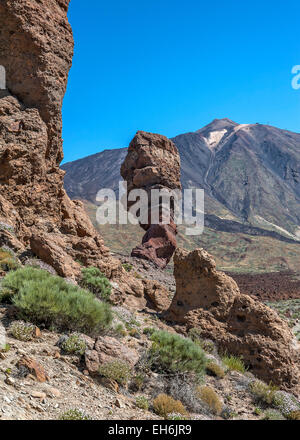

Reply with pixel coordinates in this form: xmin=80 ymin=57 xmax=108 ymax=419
xmin=62 ymin=0 xmax=300 ymax=163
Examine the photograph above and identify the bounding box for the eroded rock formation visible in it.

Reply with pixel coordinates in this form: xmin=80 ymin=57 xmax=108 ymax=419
xmin=121 ymin=131 xmax=181 ymax=268
xmin=166 ymin=248 xmax=300 ymax=392
xmin=0 ymin=0 xmax=164 ymax=305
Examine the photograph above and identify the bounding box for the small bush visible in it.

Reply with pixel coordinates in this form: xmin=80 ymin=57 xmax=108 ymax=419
xmin=0 ymin=343 xmax=10 ymax=353
xmin=149 ymin=330 xmax=207 ymax=377
xmin=98 ymin=360 xmax=132 ymax=386
xmin=250 ymin=380 xmax=279 ymax=406
xmin=222 ymin=354 xmax=246 ymax=373
xmin=188 ymin=328 xmax=215 ymax=353
xmin=9 ymin=321 xmax=35 ymax=341
xmin=167 ymin=377 xmax=207 ymax=414
xmin=135 ymin=396 xmax=149 ymax=410
xmin=287 ymin=410 xmax=300 ymax=420
xmin=143 ymin=327 xmax=155 ymax=336
xmin=206 ymin=361 xmax=225 ymax=378
xmin=196 ymin=386 xmax=223 ymax=415
xmin=167 ymin=413 xmax=189 ymax=420
xmin=129 ymin=328 xmax=140 ymax=338
xmin=113 ymin=323 xmax=127 ymax=338
xmin=80 ymin=267 xmax=111 ymax=302
xmin=61 ymin=334 xmax=86 ymax=355
xmin=262 ymin=409 xmax=285 ymax=420
xmin=153 ymin=394 xmax=187 ymax=419
xmin=131 ymin=373 xmax=146 ymax=391
xmin=122 ymin=263 xmax=133 ymax=273
xmin=59 ymin=409 xmax=91 ymax=420
xmin=1 ymin=267 xmax=112 ymax=334
xmin=0 ymin=248 xmax=19 ymax=272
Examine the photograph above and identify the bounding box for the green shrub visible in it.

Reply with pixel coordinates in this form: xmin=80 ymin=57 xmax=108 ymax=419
xmin=0 ymin=248 xmax=19 ymax=272
xmin=113 ymin=323 xmax=127 ymax=338
xmin=80 ymin=267 xmax=111 ymax=302
xmin=143 ymin=327 xmax=155 ymax=336
xmin=59 ymin=409 xmax=91 ymax=420
xmin=1 ymin=267 xmax=112 ymax=334
xmin=61 ymin=334 xmax=86 ymax=355
xmin=0 ymin=343 xmax=10 ymax=353
xmin=250 ymin=380 xmax=279 ymax=406
xmin=196 ymin=385 xmax=223 ymax=415
xmin=98 ymin=360 xmax=132 ymax=385
xmin=222 ymin=354 xmax=247 ymax=373
xmin=206 ymin=361 xmax=225 ymax=378
xmin=262 ymin=409 xmax=285 ymax=420
xmin=9 ymin=321 xmax=35 ymax=341
xmin=153 ymin=394 xmax=187 ymax=419
xmin=131 ymin=373 xmax=146 ymax=391
xmin=149 ymin=330 xmax=207 ymax=377
xmin=135 ymin=396 xmax=149 ymax=410
xmin=188 ymin=328 xmax=215 ymax=353
xmin=167 ymin=413 xmax=189 ymax=420
xmin=122 ymin=263 xmax=133 ymax=273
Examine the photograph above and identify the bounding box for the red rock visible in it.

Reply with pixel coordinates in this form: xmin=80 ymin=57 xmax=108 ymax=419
xmin=17 ymin=356 xmax=49 ymax=383
xmin=121 ymin=131 xmax=181 ymax=269
xmin=166 ymin=248 xmax=300 ymax=394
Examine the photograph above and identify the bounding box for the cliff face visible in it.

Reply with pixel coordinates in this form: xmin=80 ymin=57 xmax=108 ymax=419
xmin=0 ymin=2 xmax=117 ymax=287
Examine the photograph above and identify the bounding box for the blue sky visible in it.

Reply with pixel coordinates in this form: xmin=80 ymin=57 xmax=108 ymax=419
xmin=62 ymin=0 xmax=300 ymax=163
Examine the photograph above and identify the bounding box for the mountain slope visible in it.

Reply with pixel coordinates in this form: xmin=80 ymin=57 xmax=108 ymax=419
xmin=62 ymin=119 xmax=300 ymax=240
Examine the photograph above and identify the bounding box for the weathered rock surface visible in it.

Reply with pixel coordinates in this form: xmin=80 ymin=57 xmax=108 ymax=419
xmin=85 ymin=336 xmax=139 ymax=375
xmin=166 ymin=248 xmax=300 ymax=392
xmin=121 ymin=131 xmax=181 ymax=268
xmin=0 ymin=0 xmax=159 ymax=305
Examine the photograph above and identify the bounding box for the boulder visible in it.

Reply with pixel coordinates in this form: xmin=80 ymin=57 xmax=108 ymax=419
xmin=166 ymin=248 xmax=300 ymax=393
xmin=121 ymin=131 xmax=181 ymax=268
xmin=85 ymin=336 xmax=139 ymax=375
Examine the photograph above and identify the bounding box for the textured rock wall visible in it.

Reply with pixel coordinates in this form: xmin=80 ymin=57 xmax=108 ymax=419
xmin=166 ymin=248 xmax=300 ymax=393
xmin=121 ymin=131 xmax=182 ymax=268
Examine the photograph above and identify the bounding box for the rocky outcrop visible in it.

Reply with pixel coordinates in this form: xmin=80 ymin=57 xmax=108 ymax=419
xmin=121 ymin=131 xmax=181 ymax=268
xmin=85 ymin=336 xmax=139 ymax=375
xmin=166 ymin=248 xmax=300 ymax=393
xmin=0 ymin=0 xmax=151 ymax=303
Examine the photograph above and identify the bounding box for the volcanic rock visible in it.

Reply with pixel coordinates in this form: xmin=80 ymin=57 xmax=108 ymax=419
xmin=120 ymin=131 xmax=181 ymax=268
xmin=166 ymin=248 xmax=300 ymax=393
xmin=0 ymin=0 xmax=157 ymax=305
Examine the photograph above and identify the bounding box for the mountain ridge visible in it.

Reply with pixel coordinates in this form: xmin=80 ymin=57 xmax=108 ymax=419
xmin=62 ymin=119 xmax=300 ymax=241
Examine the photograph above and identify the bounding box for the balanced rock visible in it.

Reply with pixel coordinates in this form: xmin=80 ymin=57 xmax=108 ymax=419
xmin=166 ymin=248 xmax=300 ymax=393
xmin=121 ymin=131 xmax=181 ymax=268
xmin=0 ymin=0 xmax=153 ymax=304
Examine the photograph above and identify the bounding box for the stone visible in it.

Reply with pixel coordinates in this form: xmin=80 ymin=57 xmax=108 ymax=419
xmin=121 ymin=131 xmax=181 ymax=268
xmin=31 ymin=391 xmax=46 ymax=400
xmin=166 ymin=248 xmax=300 ymax=393
xmin=17 ymin=356 xmax=49 ymax=383
xmin=85 ymin=336 xmax=139 ymax=375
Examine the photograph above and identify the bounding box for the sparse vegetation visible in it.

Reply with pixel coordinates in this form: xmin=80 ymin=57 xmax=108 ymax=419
xmin=143 ymin=327 xmax=155 ymax=336
xmin=287 ymin=410 xmax=300 ymax=420
xmin=98 ymin=360 xmax=132 ymax=385
xmin=61 ymin=334 xmax=86 ymax=355
xmin=59 ymin=409 xmax=91 ymax=420
xmin=222 ymin=354 xmax=247 ymax=373
xmin=1 ymin=267 xmax=113 ymax=334
xmin=262 ymin=409 xmax=285 ymax=420
xmin=206 ymin=361 xmax=225 ymax=378
xmin=9 ymin=321 xmax=35 ymax=342
xmin=250 ymin=380 xmax=279 ymax=406
xmin=122 ymin=263 xmax=133 ymax=273
xmin=135 ymin=396 xmax=149 ymax=410
xmin=0 ymin=248 xmax=19 ymax=272
xmin=149 ymin=330 xmax=207 ymax=377
xmin=196 ymin=386 xmax=223 ymax=415
xmin=80 ymin=267 xmax=111 ymax=302
xmin=153 ymin=394 xmax=187 ymax=419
